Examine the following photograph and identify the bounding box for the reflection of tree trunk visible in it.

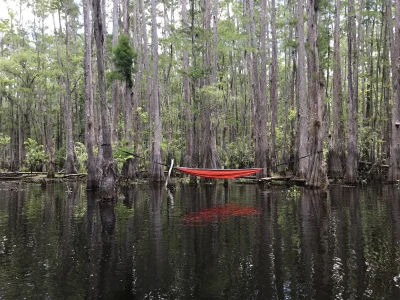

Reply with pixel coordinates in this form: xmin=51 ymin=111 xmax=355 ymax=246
xmin=388 ymin=186 xmax=400 ymax=281
xmin=347 ymin=188 xmax=367 ymax=296
xmin=62 ymin=183 xmax=79 ymax=278
xmin=272 ymin=191 xmax=284 ymax=298
xmin=149 ymin=184 xmax=164 ymax=286
xmin=86 ymin=191 xmax=101 ymax=299
xmin=300 ymin=189 xmax=328 ymax=298
xmin=255 ymin=186 xmax=273 ymax=298
xmin=329 ymin=186 xmax=349 ymax=297
xmin=98 ymin=199 xmax=117 ymax=297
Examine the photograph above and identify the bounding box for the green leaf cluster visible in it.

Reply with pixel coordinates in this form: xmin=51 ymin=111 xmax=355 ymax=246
xmin=0 ymin=134 xmax=11 ymax=149
xmin=24 ymin=138 xmax=48 ymax=172
xmin=74 ymin=142 xmax=88 ymax=173
xmin=111 ymin=34 xmax=137 ymax=85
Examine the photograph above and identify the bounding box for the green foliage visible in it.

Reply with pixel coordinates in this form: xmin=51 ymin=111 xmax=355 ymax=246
xmin=24 ymin=138 xmax=48 ymax=172
xmin=74 ymin=142 xmax=88 ymax=173
xmin=287 ymin=185 xmax=301 ymax=200
xmin=114 ymin=145 xmax=134 ymax=171
xmin=55 ymin=147 xmax=66 ymax=171
xmin=0 ymin=134 xmax=11 ymax=150
xmin=221 ymin=138 xmax=254 ymax=169
xmin=111 ymin=34 xmax=137 ymax=85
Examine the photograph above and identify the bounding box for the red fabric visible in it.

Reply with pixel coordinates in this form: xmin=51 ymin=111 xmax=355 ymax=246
xmin=184 ymin=203 xmax=262 ymax=224
xmin=176 ymin=167 xmax=263 ymax=179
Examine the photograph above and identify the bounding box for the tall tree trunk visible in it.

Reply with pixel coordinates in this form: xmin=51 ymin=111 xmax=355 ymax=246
xmin=345 ymin=0 xmax=358 ymax=184
xmin=199 ymin=0 xmax=220 ymax=183
xmin=132 ymin=0 xmax=141 ymax=161
xmin=84 ymin=0 xmax=98 ymax=189
xmin=247 ymin=0 xmax=268 ymax=179
xmin=260 ymin=0 xmax=268 ymax=170
xmin=121 ymin=0 xmax=138 ymax=180
xmin=111 ymin=0 xmax=119 ymax=144
xmin=383 ymin=0 xmax=391 ymax=160
xmin=306 ymin=0 xmax=327 ymax=189
xmin=270 ymin=0 xmax=278 ymax=172
xmin=64 ymin=12 xmax=77 ymax=175
xmin=140 ymin=0 xmax=152 ymax=154
xmin=328 ymin=0 xmax=344 ymax=179
xmin=149 ymin=0 xmax=165 ymax=182
xmin=182 ymin=0 xmax=193 ymax=170
xmin=93 ymin=0 xmax=118 ymax=194
xmin=189 ymin=0 xmax=199 ymax=184
xmin=388 ymin=0 xmax=400 ymax=181
xmin=296 ymin=0 xmax=308 ymax=178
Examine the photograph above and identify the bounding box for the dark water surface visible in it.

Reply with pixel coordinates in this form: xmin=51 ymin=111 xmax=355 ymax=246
xmin=1 ymin=182 xmax=400 ymax=299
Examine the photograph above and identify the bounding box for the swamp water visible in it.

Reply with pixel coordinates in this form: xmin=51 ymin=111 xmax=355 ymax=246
xmin=1 ymin=182 xmax=400 ymax=299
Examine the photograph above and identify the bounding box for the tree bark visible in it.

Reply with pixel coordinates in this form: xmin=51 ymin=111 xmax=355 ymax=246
xmin=345 ymin=0 xmax=358 ymax=184
xmin=182 ymin=0 xmax=193 ymax=170
xmin=140 ymin=0 xmax=152 ymax=155
xmin=247 ymin=0 xmax=268 ymax=179
xmin=111 ymin=0 xmax=119 ymax=144
xmin=84 ymin=0 xmax=98 ymax=189
xmin=93 ymin=0 xmax=118 ymax=195
xmin=64 ymin=11 xmax=77 ymax=175
xmin=306 ymin=0 xmax=327 ymax=189
xmin=296 ymin=0 xmax=308 ymax=178
xmin=260 ymin=0 xmax=268 ymax=170
xmin=270 ymin=0 xmax=278 ymax=172
xmin=149 ymin=0 xmax=165 ymax=182
xmin=388 ymin=0 xmax=400 ymax=182
xmin=328 ymin=0 xmax=344 ymax=179
xmin=121 ymin=0 xmax=138 ymax=181
xmin=132 ymin=0 xmax=141 ymax=165
xmin=199 ymin=0 xmax=221 ymax=183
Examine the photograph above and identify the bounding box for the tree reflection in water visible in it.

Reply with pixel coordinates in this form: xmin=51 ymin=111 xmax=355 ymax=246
xmin=1 ymin=183 xmax=400 ymax=299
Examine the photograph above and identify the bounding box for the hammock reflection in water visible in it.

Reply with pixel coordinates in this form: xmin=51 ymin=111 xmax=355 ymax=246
xmin=183 ymin=203 xmax=262 ymax=225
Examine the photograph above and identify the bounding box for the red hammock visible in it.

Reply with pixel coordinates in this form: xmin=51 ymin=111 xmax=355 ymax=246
xmin=176 ymin=167 xmax=263 ymax=179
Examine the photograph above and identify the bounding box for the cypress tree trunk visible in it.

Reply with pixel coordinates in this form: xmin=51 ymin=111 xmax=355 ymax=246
xmin=93 ymin=0 xmax=118 ymax=195
xmin=132 ymin=0 xmax=141 ymax=171
xmin=306 ymin=0 xmax=327 ymax=189
xmin=388 ymin=0 xmax=400 ymax=182
xmin=296 ymin=0 xmax=308 ymax=179
xmin=248 ymin=0 xmax=268 ymax=179
xmin=64 ymin=12 xmax=77 ymax=175
xmin=84 ymin=0 xmax=98 ymax=189
xmin=149 ymin=0 xmax=165 ymax=182
xmin=140 ymin=0 xmax=152 ymax=155
xmin=199 ymin=0 xmax=221 ymax=183
xmin=111 ymin=0 xmax=119 ymax=144
xmin=328 ymin=0 xmax=344 ymax=179
xmin=120 ymin=0 xmax=138 ymax=181
xmin=260 ymin=0 xmax=268 ymax=170
xmin=270 ymin=0 xmax=278 ymax=172
xmin=345 ymin=0 xmax=358 ymax=184
xmin=182 ymin=0 xmax=193 ymax=170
